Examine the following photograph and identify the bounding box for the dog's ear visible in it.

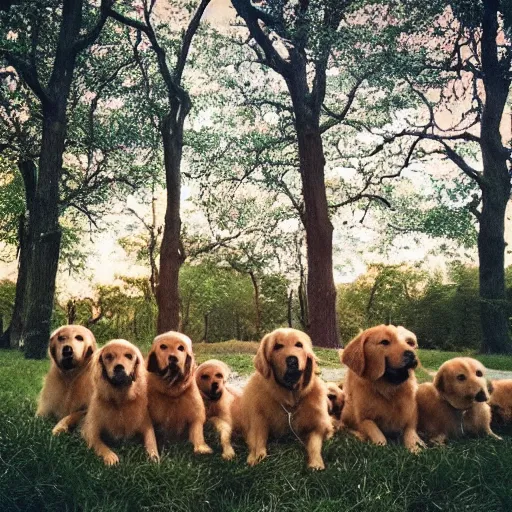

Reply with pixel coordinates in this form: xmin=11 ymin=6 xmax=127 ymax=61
xmin=254 ymin=332 xmax=273 ymax=378
xmin=147 ymin=351 xmax=159 ymax=373
xmin=302 ymin=355 xmax=314 ymax=389
xmin=341 ymin=332 xmax=367 ymax=377
xmin=49 ymin=344 xmax=57 ymax=362
xmin=434 ymin=370 xmax=445 ymax=393
xmin=487 ymin=379 xmax=494 ymax=395
xmin=184 ymin=353 xmax=194 ymax=381
xmin=131 ymin=356 xmax=139 ymax=381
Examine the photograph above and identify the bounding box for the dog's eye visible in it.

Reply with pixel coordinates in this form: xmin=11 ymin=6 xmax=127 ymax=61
xmin=215 ymin=373 xmax=223 ymax=378
xmin=457 ymin=374 xmax=466 ymax=381
xmin=104 ymin=353 xmax=114 ymax=362
xmin=407 ymin=340 xmax=415 ymax=347
xmin=125 ymin=353 xmax=133 ymax=360
xmin=201 ymin=374 xmax=209 ymax=380
xmin=476 ymin=370 xmax=483 ymax=377
xmin=327 ymin=394 xmax=336 ymax=401
xmin=380 ymin=340 xmax=390 ymax=346
xmin=295 ymin=342 xmax=303 ymax=348
xmin=75 ymin=335 xmax=84 ymax=341
xmin=178 ymin=345 xmax=185 ymax=352
xmin=274 ymin=343 xmax=284 ymax=351
xmin=58 ymin=335 xmax=66 ymax=342
xmin=160 ymin=344 xmax=167 ymax=350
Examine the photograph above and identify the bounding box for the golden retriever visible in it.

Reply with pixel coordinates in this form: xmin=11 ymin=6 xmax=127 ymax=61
xmin=195 ymin=359 xmax=241 ymax=460
xmin=36 ymin=325 xmax=97 ymax=435
xmin=146 ymin=331 xmax=212 ymax=455
xmin=326 ymin=381 xmax=345 ymax=428
xmin=489 ymin=379 xmax=512 ymax=425
xmin=340 ymin=324 xmax=424 ymax=452
xmin=233 ymin=328 xmax=332 ymax=470
xmin=81 ymin=339 xmax=159 ymax=465
xmin=417 ymin=357 xmax=501 ymax=444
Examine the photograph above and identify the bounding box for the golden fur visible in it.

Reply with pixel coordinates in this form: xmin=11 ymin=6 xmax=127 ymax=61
xmin=146 ymin=331 xmax=212 ymax=455
xmin=233 ymin=328 xmax=333 ymax=470
xmin=196 ymin=359 xmax=241 ymax=460
xmin=81 ymin=339 xmax=159 ymax=465
xmin=36 ymin=325 xmax=97 ymax=435
xmin=417 ymin=357 xmax=501 ymax=444
xmin=326 ymin=381 xmax=345 ymax=429
xmin=489 ymin=379 xmax=512 ymax=425
xmin=340 ymin=324 xmax=424 ymax=452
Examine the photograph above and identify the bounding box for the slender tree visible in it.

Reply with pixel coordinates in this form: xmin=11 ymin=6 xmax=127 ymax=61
xmin=107 ymin=0 xmax=211 ymax=334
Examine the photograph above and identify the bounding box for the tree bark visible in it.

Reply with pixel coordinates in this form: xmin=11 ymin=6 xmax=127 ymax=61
xmin=23 ymin=107 xmax=65 ymax=358
xmin=248 ymin=271 xmax=261 ymax=338
xmin=156 ymin=107 xmax=186 ymax=334
xmin=287 ymin=288 xmax=293 ymax=328
xmin=2 ymin=159 xmax=37 ymax=349
xmin=478 ymin=0 xmax=512 ymax=353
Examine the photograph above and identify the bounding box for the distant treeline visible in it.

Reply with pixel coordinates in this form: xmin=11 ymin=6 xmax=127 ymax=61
xmin=1 ymin=262 xmax=511 ymax=351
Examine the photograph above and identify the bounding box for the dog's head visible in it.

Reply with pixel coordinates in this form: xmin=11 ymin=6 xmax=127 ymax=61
xmin=49 ymin=325 xmax=96 ymax=372
xmin=147 ymin=331 xmax=195 ymax=387
xmin=196 ymin=359 xmax=231 ymax=401
xmin=341 ymin=324 xmax=418 ymax=384
xmin=326 ymin=381 xmax=345 ymax=420
xmin=434 ymin=357 xmax=491 ymax=410
xmin=254 ymin=328 xmax=316 ymax=391
xmin=94 ymin=339 xmax=144 ymax=389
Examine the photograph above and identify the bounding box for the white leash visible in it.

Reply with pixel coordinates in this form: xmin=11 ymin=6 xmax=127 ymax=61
xmin=280 ymin=403 xmax=305 ymax=446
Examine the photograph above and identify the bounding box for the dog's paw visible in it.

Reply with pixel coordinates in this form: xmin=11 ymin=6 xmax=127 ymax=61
xmin=308 ymin=460 xmax=325 ymax=471
xmin=194 ymin=444 xmax=213 ymax=455
xmin=103 ymin=452 xmax=119 ymax=466
xmin=489 ymin=432 xmax=503 ymax=441
xmin=247 ymin=450 xmax=266 ymax=466
xmin=222 ymin=447 xmax=236 ymax=461
xmin=52 ymin=423 xmax=68 ymax=436
xmin=149 ymin=452 xmax=160 ymax=463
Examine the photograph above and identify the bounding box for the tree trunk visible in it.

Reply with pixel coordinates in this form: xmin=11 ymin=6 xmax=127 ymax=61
xmin=478 ymin=0 xmax=512 ymax=353
xmin=248 ymin=270 xmax=261 ymax=338
xmin=22 ymin=110 xmax=64 ymax=358
xmin=287 ymin=289 xmax=293 ymax=328
xmin=156 ymin=109 xmax=185 ymax=334
xmin=4 ymin=160 xmax=37 ymax=349
xmin=295 ymin=124 xmax=339 ymax=348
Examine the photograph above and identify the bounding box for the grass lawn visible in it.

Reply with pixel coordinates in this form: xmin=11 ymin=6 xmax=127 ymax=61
xmin=2 ymin=345 xmax=512 ymax=512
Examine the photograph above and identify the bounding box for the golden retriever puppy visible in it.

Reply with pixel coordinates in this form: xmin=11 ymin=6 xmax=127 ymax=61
xmin=417 ymin=357 xmax=501 ymax=444
xmin=195 ymin=359 xmax=240 ymax=460
xmin=233 ymin=328 xmax=332 ymax=470
xmin=326 ymin=381 xmax=345 ymax=427
xmin=490 ymin=379 xmax=512 ymax=425
xmin=146 ymin=331 xmax=212 ymax=455
xmin=340 ymin=324 xmax=424 ymax=452
xmin=81 ymin=339 xmax=159 ymax=465
xmin=36 ymin=325 xmax=97 ymax=435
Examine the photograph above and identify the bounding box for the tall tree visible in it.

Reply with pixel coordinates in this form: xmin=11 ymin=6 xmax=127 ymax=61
xmin=0 ymin=0 xmax=111 ymax=357
xmin=371 ymin=0 xmax=512 ymax=352
xmin=107 ymin=0 xmax=211 ymax=334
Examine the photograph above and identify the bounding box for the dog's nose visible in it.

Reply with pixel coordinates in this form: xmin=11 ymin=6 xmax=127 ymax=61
xmin=286 ymin=356 xmax=299 ymax=369
xmin=211 ymin=382 xmax=219 ymax=391
xmin=168 ymin=355 xmax=178 ymax=364
xmin=114 ymin=364 xmax=125 ymax=373
xmin=403 ymin=350 xmax=415 ymax=363
xmin=475 ymin=389 xmax=487 ymax=402
xmin=62 ymin=345 xmax=73 ymax=357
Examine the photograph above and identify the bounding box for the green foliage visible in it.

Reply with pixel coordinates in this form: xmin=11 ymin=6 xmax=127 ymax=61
xmin=0 ymin=280 xmax=15 ymax=327
xmin=337 ymin=263 xmax=512 ymax=351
